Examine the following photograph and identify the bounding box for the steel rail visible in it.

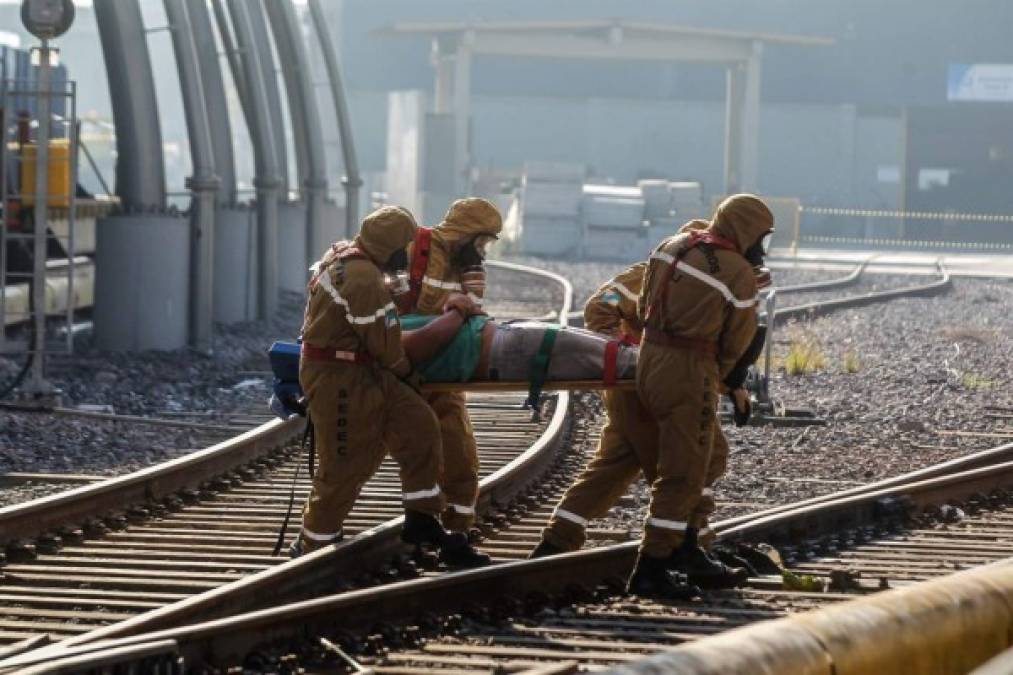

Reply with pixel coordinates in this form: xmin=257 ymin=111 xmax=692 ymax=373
xmin=768 ymin=261 xmax=950 ymax=324
xmin=773 ymin=259 xmax=867 ymax=293
xmin=0 ymin=417 xmax=301 ymax=547
xmin=9 ymin=437 xmax=1013 ymax=673
xmin=563 ymin=256 xmax=916 ymax=325
xmin=0 ymin=260 xmax=576 ymax=659
xmin=0 ymin=263 xmax=963 ymax=670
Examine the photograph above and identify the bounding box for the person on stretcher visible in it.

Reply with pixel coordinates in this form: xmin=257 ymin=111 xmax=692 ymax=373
xmin=269 ymin=291 xmax=635 ymax=420
xmin=400 ymin=292 xmax=636 ymax=384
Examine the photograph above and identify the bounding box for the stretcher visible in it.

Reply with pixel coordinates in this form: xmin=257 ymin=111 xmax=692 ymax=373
xmin=268 ymin=339 xmax=636 ymax=420
xmin=421 ymin=380 xmax=636 ymax=393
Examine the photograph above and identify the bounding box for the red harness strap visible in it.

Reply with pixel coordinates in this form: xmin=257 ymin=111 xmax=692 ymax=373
xmin=603 ymin=340 xmax=621 ymax=387
xmin=406 ymin=227 xmax=433 ymax=312
xmin=646 ymin=230 xmax=739 ymax=322
xmin=619 ymin=332 xmax=641 ymax=346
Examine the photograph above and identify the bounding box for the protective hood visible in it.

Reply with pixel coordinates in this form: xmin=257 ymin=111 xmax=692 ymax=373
xmin=355 ymin=206 xmax=418 ymax=264
xmin=678 ymin=219 xmax=710 ymax=234
xmin=436 ymin=198 xmax=503 ymax=243
xmin=709 ymin=194 xmax=774 ymax=254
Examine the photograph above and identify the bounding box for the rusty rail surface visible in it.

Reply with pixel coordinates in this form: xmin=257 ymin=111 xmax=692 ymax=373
xmin=0 ymin=263 xmax=972 ymax=672
xmin=770 ymin=261 xmax=950 ymax=324
xmin=0 ymin=260 xmax=575 ymax=659
xmin=7 ymin=435 xmax=1013 ymax=673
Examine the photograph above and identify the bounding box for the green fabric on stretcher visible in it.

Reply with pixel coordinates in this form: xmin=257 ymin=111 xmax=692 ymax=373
xmin=400 ymin=313 xmax=490 ymax=383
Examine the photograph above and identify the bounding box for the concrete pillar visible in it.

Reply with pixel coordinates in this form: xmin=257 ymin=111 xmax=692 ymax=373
xmin=165 ymin=0 xmax=220 ymax=354
xmin=741 ymin=41 xmax=763 ymax=193
xmin=94 ymin=216 xmax=190 ymax=351
xmin=452 ymin=40 xmax=472 ymax=196
xmin=724 ymin=41 xmax=762 ymax=196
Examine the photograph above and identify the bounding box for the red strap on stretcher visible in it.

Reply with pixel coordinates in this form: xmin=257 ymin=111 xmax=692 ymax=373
xmin=619 ymin=332 xmax=641 ymax=346
xmin=603 ymin=340 xmax=620 ymax=387
xmin=406 ymin=227 xmax=433 ymax=312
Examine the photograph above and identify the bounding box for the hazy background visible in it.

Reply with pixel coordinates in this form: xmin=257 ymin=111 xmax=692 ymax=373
xmin=3 ymin=0 xmax=1012 ymax=224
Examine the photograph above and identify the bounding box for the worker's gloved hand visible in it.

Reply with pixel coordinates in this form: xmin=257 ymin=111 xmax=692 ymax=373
xmin=729 ymin=387 xmax=751 ymax=427
xmin=443 ymin=292 xmax=483 ymax=318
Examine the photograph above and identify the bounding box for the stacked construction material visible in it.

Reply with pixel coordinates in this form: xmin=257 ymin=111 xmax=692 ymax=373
xmin=518 ymin=161 xmax=584 ymax=257
xmin=641 ymin=180 xmax=706 ymax=239
xmin=582 ymin=184 xmax=650 ymax=260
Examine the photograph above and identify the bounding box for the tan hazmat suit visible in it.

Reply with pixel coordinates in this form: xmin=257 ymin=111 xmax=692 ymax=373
xmin=298 ymin=206 xmax=444 ymax=552
xmin=541 ymin=254 xmax=731 ymax=551
xmin=636 ymin=194 xmax=772 ymax=558
xmin=407 ymin=198 xmax=503 ymax=532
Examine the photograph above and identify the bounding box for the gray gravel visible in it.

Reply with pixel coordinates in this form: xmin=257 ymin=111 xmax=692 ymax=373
xmin=0 ymin=292 xmax=308 ymax=505
xmin=0 ymin=279 xmax=559 ymax=507
xmin=498 ymin=257 xmax=1013 ymax=539
xmin=3 ymin=259 xmax=1011 ymax=526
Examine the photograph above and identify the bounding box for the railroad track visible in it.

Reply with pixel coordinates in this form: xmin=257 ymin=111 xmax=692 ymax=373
xmin=0 ymin=261 xmax=966 ymax=671
xmin=12 ymin=437 xmax=1013 ymax=674
xmin=0 ymin=261 xmax=575 ymax=656
xmin=356 ymin=453 xmax=1013 ymax=675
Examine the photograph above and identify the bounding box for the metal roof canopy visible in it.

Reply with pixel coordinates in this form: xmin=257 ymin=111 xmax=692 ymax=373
xmin=385 ymin=19 xmax=833 ymax=195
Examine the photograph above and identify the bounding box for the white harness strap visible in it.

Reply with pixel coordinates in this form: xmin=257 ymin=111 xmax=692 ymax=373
xmin=649 ymin=251 xmax=758 ymax=309
xmin=317 ymin=270 xmax=396 ymax=324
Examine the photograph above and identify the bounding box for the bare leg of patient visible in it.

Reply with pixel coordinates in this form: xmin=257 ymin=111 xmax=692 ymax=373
xmin=485 ymin=322 xmax=637 ymax=382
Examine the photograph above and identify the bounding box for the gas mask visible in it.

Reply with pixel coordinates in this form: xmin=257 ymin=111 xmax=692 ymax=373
xmin=385 ymin=270 xmax=412 ymax=314
xmin=384 ymin=248 xmax=409 ymax=274
xmin=744 ymin=231 xmax=772 ymax=267
xmin=745 ymin=231 xmax=773 ymax=290
xmin=453 ymin=234 xmax=496 ymax=302
xmin=452 ymin=233 xmax=496 ymax=270
xmin=381 ymin=249 xmax=411 ymax=312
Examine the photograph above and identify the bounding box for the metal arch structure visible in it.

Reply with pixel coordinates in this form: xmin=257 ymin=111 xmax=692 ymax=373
xmin=163 ymin=0 xmax=220 ymax=354
xmin=93 ymin=0 xmax=165 ymax=211
xmin=246 ymin=0 xmax=290 ymax=197
xmin=87 ymin=0 xmax=353 ymax=345
xmin=224 ymin=0 xmax=282 ymax=320
xmin=385 ymin=20 xmax=833 ymax=197
xmin=308 ymin=0 xmax=362 ymax=237
xmin=185 ymin=0 xmax=236 ymax=206
xmin=263 ymin=0 xmax=330 ymax=271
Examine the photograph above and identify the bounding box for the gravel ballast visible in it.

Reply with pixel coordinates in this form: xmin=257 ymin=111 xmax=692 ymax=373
xmin=2 ymin=258 xmax=1011 ymax=525
xmin=497 ymin=256 xmax=1013 ymax=544
xmin=0 ymin=274 xmax=558 ymax=506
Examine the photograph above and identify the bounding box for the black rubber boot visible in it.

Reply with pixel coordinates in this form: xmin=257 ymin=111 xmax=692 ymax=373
xmin=438 ymin=532 xmax=492 ymax=568
xmin=668 ymin=529 xmax=749 ymax=589
xmin=528 ymin=538 xmax=566 ymax=559
xmin=401 ymin=509 xmax=451 ymax=547
xmin=627 ymin=553 xmax=701 ymax=600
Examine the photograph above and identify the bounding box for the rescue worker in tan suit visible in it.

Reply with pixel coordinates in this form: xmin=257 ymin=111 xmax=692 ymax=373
xmin=530 ymin=247 xmax=762 ymax=567
xmin=629 ymin=194 xmax=774 ymax=598
xmin=404 ymin=198 xmax=503 ymax=567
xmin=292 ymin=206 xmax=466 ymax=561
